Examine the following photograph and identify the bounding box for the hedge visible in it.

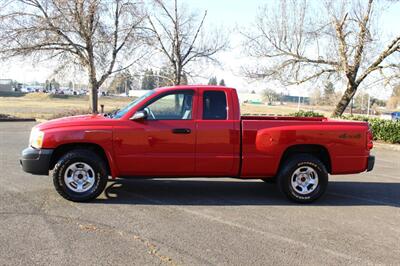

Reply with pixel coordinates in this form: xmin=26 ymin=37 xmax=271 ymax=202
xmin=340 ymin=115 xmax=400 ymax=144
xmin=289 ymin=110 xmax=324 ymax=117
xmin=290 ymin=111 xmax=400 ymax=144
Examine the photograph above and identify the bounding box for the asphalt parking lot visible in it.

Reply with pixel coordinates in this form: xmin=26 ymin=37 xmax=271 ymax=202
xmin=0 ymin=121 xmax=399 ymax=265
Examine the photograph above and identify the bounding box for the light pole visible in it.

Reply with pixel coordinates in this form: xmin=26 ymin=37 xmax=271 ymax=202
xmin=297 ymin=95 xmax=301 ymax=111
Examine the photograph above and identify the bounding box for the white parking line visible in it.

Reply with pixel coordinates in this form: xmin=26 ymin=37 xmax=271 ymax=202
xmin=374 ymin=173 xmax=400 ymax=180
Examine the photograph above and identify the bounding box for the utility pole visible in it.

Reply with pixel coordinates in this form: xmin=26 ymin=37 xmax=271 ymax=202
xmin=350 ymin=98 xmax=354 ymax=115
xmin=361 ymin=88 xmax=364 ymax=114
xmin=367 ymin=94 xmax=371 ymax=117
xmin=297 ymin=96 xmax=301 ymax=111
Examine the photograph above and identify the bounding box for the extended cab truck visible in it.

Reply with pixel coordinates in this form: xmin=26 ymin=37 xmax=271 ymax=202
xmin=20 ymin=86 xmax=375 ymax=203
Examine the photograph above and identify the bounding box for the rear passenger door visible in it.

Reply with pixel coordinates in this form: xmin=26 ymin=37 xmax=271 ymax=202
xmin=195 ymin=89 xmax=240 ymax=176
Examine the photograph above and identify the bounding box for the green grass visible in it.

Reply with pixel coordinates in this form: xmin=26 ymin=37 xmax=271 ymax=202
xmin=0 ymin=93 xmax=132 ymax=119
xmin=0 ymin=93 xmax=334 ymax=119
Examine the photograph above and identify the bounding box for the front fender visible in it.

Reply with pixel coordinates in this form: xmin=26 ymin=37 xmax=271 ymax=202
xmin=41 ymin=127 xmax=118 ymax=178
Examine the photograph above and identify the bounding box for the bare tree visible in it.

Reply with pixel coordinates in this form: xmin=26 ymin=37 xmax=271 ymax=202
xmin=261 ymin=88 xmax=279 ymax=105
xmin=147 ymin=0 xmax=227 ymax=85
xmin=0 ymin=0 xmax=148 ymax=113
xmin=387 ymin=83 xmax=400 ymax=109
xmin=242 ymin=0 xmax=400 ymax=116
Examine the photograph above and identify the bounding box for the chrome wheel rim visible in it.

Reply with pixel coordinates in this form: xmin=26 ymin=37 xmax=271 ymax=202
xmin=290 ymin=166 xmax=319 ymax=195
xmin=64 ymin=162 xmax=95 ymax=193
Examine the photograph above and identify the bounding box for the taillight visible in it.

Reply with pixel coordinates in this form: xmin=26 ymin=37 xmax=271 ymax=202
xmin=366 ymin=130 xmax=373 ymax=150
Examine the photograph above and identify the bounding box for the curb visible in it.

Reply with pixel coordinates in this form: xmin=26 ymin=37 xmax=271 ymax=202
xmin=0 ymin=118 xmax=36 ymax=122
xmin=373 ymin=142 xmax=400 ymax=151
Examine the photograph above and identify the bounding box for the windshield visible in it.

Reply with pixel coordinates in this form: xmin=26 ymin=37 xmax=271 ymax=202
xmin=113 ymin=90 xmax=155 ymax=119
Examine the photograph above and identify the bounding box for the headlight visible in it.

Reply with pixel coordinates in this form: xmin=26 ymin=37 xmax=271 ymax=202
xmin=29 ymin=128 xmax=45 ymax=149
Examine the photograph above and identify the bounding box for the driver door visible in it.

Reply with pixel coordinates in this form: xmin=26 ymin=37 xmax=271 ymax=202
xmin=114 ymin=90 xmax=197 ymax=176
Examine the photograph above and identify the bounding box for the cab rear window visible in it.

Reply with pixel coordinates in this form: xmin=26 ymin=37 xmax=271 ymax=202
xmin=203 ymin=91 xmax=227 ymax=120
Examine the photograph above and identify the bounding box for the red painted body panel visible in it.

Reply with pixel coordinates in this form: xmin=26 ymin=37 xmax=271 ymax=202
xmin=39 ymin=119 xmax=118 ymax=177
xmin=35 ymin=85 xmax=372 ymax=179
xmin=194 ymin=87 xmax=240 ymax=176
xmin=240 ymin=120 xmax=369 ymax=177
xmin=113 ymin=119 xmax=196 ymax=176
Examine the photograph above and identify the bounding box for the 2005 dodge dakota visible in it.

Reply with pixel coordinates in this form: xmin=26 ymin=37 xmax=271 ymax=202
xmin=21 ymin=86 xmax=375 ymax=203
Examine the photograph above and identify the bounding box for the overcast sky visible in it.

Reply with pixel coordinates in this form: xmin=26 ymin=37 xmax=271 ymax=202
xmin=0 ymin=0 xmax=399 ymax=98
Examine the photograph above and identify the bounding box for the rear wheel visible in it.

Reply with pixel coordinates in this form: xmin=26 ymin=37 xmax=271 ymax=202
xmin=52 ymin=149 xmax=108 ymax=202
xmin=278 ymin=154 xmax=328 ymax=203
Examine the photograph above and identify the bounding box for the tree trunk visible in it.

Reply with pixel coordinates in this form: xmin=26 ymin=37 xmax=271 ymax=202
xmin=332 ymin=83 xmax=358 ymax=117
xmin=87 ymin=43 xmax=99 ymax=114
xmin=175 ymin=70 xmax=181 ymax=85
xmin=89 ymin=78 xmax=99 ymax=114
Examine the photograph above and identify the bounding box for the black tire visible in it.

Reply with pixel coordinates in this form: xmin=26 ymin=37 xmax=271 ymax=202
xmin=277 ymin=154 xmax=328 ymax=203
xmin=52 ymin=149 xmax=108 ymax=202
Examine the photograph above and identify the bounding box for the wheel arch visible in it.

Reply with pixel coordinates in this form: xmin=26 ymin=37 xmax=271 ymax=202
xmin=49 ymin=142 xmax=114 ymax=177
xmin=279 ymin=144 xmax=331 ymax=174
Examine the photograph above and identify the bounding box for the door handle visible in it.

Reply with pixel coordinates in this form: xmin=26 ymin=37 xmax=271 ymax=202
xmin=172 ymin=128 xmax=191 ymax=134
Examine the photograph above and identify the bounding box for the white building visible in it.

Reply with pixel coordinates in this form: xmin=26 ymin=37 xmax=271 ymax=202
xmin=237 ymin=92 xmax=263 ymax=104
xmin=127 ymin=90 xmax=150 ymax=98
xmin=0 ymin=79 xmax=13 ymax=92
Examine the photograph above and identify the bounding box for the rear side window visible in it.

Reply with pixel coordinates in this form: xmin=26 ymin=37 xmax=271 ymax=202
xmin=203 ymin=91 xmax=227 ymax=120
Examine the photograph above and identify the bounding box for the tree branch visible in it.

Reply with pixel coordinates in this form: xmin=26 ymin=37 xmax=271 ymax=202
xmin=356 ymin=35 xmax=400 ymax=85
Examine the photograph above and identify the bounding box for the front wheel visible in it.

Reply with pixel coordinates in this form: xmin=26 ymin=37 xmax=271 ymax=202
xmin=278 ymin=154 xmax=328 ymax=203
xmin=52 ymin=149 xmax=108 ymax=202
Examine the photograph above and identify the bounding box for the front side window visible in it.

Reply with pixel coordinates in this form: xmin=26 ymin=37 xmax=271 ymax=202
xmin=142 ymin=91 xmax=193 ymax=120
xmin=113 ymin=90 xmax=155 ymax=119
xmin=203 ymin=91 xmax=227 ymax=120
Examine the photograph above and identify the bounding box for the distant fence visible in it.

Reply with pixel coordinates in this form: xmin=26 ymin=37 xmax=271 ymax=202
xmin=0 ymin=91 xmax=27 ymax=97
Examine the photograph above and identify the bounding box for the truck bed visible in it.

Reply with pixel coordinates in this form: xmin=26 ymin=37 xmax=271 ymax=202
xmin=240 ymin=116 xmax=370 ymax=177
xmin=241 ymin=115 xmax=327 ymax=121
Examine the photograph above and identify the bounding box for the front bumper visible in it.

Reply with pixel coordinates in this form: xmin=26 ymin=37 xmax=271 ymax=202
xmin=367 ymin=155 xmax=375 ymax=172
xmin=20 ymin=147 xmax=54 ymax=175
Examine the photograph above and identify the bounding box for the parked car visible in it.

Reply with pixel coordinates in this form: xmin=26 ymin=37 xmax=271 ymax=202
xmin=391 ymin=112 xmax=400 ymax=121
xmin=20 ymin=85 xmax=375 ymax=203
xmin=380 ymin=112 xmax=400 ymax=121
xmin=380 ymin=113 xmax=392 ymax=120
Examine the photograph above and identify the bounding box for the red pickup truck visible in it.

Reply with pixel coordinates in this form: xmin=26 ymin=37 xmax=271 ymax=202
xmin=21 ymin=85 xmax=374 ymax=203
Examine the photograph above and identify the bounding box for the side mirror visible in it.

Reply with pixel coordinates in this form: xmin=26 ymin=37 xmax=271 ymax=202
xmin=130 ymin=110 xmax=148 ymax=121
